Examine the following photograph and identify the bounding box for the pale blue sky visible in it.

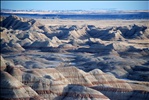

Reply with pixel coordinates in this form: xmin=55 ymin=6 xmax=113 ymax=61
xmin=1 ymin=1 xmax=149 ymax=11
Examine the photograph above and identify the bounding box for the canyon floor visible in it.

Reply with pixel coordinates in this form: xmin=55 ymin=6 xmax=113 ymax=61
xmin=0 ymin=15 xmax=149 ymax=100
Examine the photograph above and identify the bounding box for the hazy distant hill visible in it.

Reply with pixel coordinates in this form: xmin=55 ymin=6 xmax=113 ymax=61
xmin=1 ymin=9 xmax=149 ymax=19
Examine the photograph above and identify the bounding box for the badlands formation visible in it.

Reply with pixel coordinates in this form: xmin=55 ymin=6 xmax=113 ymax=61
xmin=0 ymin=15 xmax=149 ymax=100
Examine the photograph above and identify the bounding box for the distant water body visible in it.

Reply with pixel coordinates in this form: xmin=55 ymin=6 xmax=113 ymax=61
xmin=1 ymin=12 xmax=149 ymax=20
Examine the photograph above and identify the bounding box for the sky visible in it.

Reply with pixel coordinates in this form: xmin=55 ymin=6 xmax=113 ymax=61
xmin=1 ymin=1 xmax=149 ymax=11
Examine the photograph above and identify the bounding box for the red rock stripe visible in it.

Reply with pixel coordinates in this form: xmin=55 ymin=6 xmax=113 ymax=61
xmin=59 ymin=75 xmax=111 ymax=79
xmin=1 ymin=85 xmax=27 ymax=89
xmin=22 ymin=80 xmax=125 ymax=87
xmin=35 ymin=90 xmax=107 ymax=99
xmin=0 ymin=96 xmax=41 ymax=100
xmin=91 ymin=86 xmax=132 ymax=92
xmin=0 ymin=66 xmax=6 ymax=69
xmin=23 ymin=80 xmax=93 ymax=87
xmin=92 ymin=80 xmax=125 ymax=84
xmin=22 ymin=81 xmax=66 ymax=86
xmin=63 ymin=92 xmax=107 ymax=99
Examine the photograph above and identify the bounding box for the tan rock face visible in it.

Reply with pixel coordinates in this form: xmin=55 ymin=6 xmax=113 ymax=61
xmin=0 ymin=56 xmax=6 ymax=71
xmin=1 ymin=62 xmax=148 ymax=100
xmin=0 ymin=71 xmax=41 ymax=100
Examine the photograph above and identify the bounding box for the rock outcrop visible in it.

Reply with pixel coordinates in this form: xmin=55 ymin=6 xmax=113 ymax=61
xmin=1 ymin=15 xmax=42 ymax=30
xmin=0 ymin=71 xmax=41 ymax=100
xmin=1 ymin=15 xmax=149 ymax=100
xmin=1 ymin=62 xmax=149 ymax=100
